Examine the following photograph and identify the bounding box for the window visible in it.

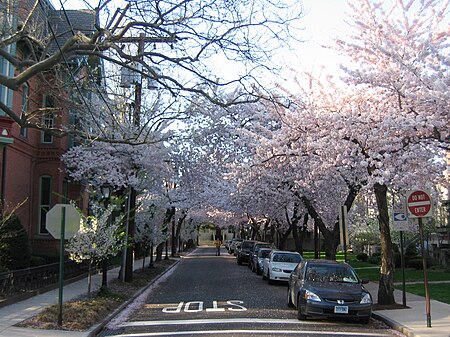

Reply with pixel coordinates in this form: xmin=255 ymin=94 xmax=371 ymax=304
xmin=41 ymin=96 xmax=55 ymax=143
xmin=0 ymin=45 xmax=14 ymax=112
xmin=20 ymin=83 xmax=28 ymax=137
xmin=39 ymin=176 xmax=52 ymax=234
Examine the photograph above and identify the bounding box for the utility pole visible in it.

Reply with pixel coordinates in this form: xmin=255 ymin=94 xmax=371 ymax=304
xmin=124 ymin=34 xmax=144 ymax=283
xmin=119 ymin=33 xmax=176 ymax=282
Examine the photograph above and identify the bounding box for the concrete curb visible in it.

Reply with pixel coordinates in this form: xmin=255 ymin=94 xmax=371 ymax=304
xmin=372 ymin=311 xmax=416 ymax=337
xmin=86 ymin=257 xmax=183 ymax=337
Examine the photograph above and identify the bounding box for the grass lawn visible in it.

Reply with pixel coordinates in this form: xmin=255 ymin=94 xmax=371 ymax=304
xmin=395 ymin=283 xmax=450 ymax=305
xmin=351 ymin=264 xmax=450 ymax=283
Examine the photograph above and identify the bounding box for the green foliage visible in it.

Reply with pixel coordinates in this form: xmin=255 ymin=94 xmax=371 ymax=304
xmin=0 ymin=214 xmax=30 ymax=270
xmin=405 ymin=244 xmax=418 ymax=258
xmin=367 ymin=252 xmax=381 ymax=265
xmin=356 ymin=252 xmax=368 ymax=262
xmin=406 ymin=256 xmax=436 ymax=270
xmin=30 ymin=256 xmax=47 ymax=267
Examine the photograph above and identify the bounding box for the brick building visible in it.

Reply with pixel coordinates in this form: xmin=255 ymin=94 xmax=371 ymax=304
xmin=0 ymin=0 xmax=96 ymax=257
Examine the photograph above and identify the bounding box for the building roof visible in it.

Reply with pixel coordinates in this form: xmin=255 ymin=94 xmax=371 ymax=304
xmin=46 ymin=10 xmax=96 ymax=55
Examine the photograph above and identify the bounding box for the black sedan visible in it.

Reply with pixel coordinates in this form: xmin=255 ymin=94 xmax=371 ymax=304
xmin=287 ymin=259 xmax=372 ymax=323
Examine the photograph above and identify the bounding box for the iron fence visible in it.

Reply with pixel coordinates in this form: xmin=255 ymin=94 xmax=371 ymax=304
xmin=0 ymin=261 xmax=89 ymax=296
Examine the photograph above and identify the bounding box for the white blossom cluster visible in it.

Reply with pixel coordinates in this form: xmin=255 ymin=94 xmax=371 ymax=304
xmin=66 ymin=203 xmax=124 ymax=265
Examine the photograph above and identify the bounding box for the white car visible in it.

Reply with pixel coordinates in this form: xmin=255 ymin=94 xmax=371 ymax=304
xmin=262 ymin=250 xmax=303 ymax=284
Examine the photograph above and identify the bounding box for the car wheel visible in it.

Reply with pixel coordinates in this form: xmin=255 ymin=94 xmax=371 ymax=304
xmin=297 ymin=296 xmax=307 ymax=320
xmin=262 ymin=270 xmax=267 ymax=280
xmin=287 ymin=288 xmax=294 ymax=308
xmin=237 ymin=258 xmax=242 ymax=265
xmin=256 ymin=266 xmax=261 ymax=275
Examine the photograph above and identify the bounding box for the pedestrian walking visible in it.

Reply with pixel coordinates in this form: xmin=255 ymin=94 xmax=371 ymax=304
xmin=215 ymin=236 xmax=222 ymax=256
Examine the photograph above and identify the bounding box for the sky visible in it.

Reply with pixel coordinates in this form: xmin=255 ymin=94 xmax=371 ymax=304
xmin=53 ymin=0 xmax=351 ymax=89
xmin=294 ymin=0 xmax=349 ymax=72
xmin=54 ymin=0 xmax=350 ymax=69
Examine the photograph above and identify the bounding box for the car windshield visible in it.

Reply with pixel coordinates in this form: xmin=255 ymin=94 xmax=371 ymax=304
xmin=272 ymin=253 xmax=302 ymax=263
xmin=242 ymin=241 xmax=254 ymax=249
xmin=258 ymin=250 xmax=271 ymax=258
xmin=305 ymin=264 xmax=359 ymax=283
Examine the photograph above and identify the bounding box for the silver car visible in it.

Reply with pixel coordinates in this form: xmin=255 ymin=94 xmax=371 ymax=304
xmin=262 ymin=250 xmax=302 ymax=284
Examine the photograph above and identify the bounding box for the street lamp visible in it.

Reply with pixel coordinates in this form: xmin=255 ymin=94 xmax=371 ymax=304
xmin=101 ymin=184 xmax=111 ymax=199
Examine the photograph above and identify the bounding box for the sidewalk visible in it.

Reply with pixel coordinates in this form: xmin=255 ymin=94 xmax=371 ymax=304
xmin=0 ymin=257 xmax=170 ymax=337
xmin=1 ymin=259 xmax=450 ymax=337
xmin=366 ymin=281 xmax=450 ymax=337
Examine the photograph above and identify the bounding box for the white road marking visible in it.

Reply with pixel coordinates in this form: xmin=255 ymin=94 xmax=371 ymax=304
xmin=110 ymin=329 xmax=391 ymax=337
xmin=118 ymin=318 xmax=320 ymax=327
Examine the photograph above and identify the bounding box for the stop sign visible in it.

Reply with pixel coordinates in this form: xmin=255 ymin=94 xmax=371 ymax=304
xmin=46 ymin=204 xmax=81 ymax=239
xmin=406 ymin=190 xmax=432 ymax=218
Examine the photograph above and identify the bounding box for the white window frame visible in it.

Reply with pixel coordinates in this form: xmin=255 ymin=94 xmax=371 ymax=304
xmin=38 ymin=175 xmax=52 ymax=234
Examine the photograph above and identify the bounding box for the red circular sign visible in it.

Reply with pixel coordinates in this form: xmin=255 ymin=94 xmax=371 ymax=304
xmin=407 ymin=190 xmax=431 ymax=217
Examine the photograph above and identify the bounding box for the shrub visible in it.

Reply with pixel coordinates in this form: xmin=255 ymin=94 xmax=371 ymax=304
xmin=367 ymin=255 xmax=381 ymax=265
xmin=406 ymin=256 xmax=436 ymax=270
xmin=405 ymin=244 xmax=418 ymax=258
xmin=356 ymin=253 xmax=368 ymax=262
xmin=0 ymin=214 xmax=31 ymax=270
xmin=30 ymin=256 xmax=47 ymax=267
xmin=407 ymin=258 xmax=424 ymax=270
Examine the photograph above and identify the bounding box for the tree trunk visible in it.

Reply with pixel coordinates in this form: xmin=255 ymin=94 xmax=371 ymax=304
xmin=291 ymin=208 xmax=308 ymax=255
xmin=87 ymin=262 xmax=92 ymax=298
xmin=175 ymin=211 xmax=187 ymax=254
xmin=299 ymin=184 xmax=360 ymax=261
xmin=278 ymin=227 xmax=292 ymax=250
xmin=374 ymin=183 xmax=396 ymax=305
xmin=156 ymin=242 xmax=165 ymax=261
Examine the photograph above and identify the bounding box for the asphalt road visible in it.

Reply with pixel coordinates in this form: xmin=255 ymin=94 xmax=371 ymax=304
xmin=99 ymin=247 xmax=406 ymax=337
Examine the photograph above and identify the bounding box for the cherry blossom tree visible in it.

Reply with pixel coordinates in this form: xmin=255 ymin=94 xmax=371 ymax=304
xmin=333 ymin=0 xmax=449 ymax=305
xmin=66 ymin=202 xmax=125 ymax=296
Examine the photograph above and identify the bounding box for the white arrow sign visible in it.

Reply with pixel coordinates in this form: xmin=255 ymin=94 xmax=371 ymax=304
xmin=392 ymin=209 xmax=409 ymax=231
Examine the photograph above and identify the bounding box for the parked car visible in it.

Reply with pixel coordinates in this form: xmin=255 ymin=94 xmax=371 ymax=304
xmin=287 ymin=259 xmax=372 ymax=323
xmin=236 ymin=240 xmax=258 ymax=265
xmin=252 ymin=247 xmax=272 ymax=275
xmin=224 ymin=240 xmax=231 ymax=250
xmin=249 ymin=242 xmax=274 ymax=271
xmin=262 ymin=250 xmax=302 ymax=284
xmin=229 ymin=238 xmax=243 ymax=255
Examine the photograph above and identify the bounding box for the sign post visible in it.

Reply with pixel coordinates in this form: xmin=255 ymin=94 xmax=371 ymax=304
xmin=392 ymin=208 xmax=408 ymax=307
xmin=46 ymin=204 xmax=81 ymax=327
xmin=406 ymin=190 xmax=433 ymax=328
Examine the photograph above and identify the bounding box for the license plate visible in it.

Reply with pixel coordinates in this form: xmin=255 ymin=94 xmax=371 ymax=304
xmin=334 ymin=305 xmax=349 ymax=314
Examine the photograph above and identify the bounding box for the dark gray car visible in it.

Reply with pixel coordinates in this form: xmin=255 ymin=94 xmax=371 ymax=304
xmin=236 ymin=240 xmax=258 ymax=265
xmin=252 ymin=247 xmax=272 ymax=275
xmin=287 ymin=259 xmax=372 ymax=323
xmin=248 ymin=242 xmax=273 ymax=271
